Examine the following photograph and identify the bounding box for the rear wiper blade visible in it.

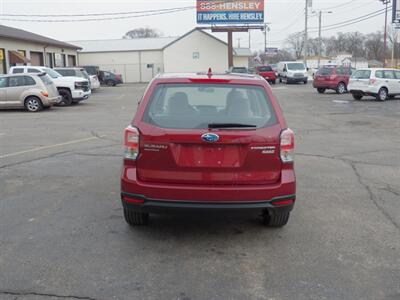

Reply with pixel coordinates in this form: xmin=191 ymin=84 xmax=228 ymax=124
xmin=208 ymin=123 xmax=257 ymax=129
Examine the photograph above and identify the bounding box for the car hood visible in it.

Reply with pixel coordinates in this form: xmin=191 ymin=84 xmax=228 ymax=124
xmin=52 ymin=76 xmax=88 ymax=84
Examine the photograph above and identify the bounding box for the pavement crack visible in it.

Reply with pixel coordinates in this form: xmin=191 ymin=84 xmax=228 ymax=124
xmin=0 ymin=151 xmax=70 ymax=170
xmin=90 ymin=130 xmax=120 ymax=143
xmin=0 ymin=290 xmax=98 ymax=300
xmin=297 ymin=152 xmax=400 ymax=231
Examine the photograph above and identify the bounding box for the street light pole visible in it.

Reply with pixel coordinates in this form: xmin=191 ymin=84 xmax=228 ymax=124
xmin=317 ymin=10 xmax=333 ymax=69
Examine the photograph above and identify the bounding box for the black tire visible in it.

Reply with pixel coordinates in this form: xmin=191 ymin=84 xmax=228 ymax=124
xmin=389 ymin=95 xmax=395 ymax=99
xmin=58 ymin=89 xmax=73 ymax=106
xmin=24 ymin=96 xmax=43 ymax=112
xmin=106 ymin=80 xmax=115 ymax=87
xmin=262 ymin=210 xmax=290 ymax=227
xmin=279 ymin=77 xmax=282 ymax=83
xmin=123 ymin=208 xmax=149 ymax=226
xmin=317 ymin=88 xmax=326 ymax=94
xmin=352 ymin=93 xmax=363 ymax=100
xmin=336 ymin=82 xmax=346 ymax=94
xmin=377 ymin=87 xmax=388 ymax=101
xmin=303 ymin=79 xmax=308 ymax=84
xmin=271 ymin=80 xmax=276 ymax=85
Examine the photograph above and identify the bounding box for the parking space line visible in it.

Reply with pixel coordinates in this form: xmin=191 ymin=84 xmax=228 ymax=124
xmin=0 ymin=136 xmax=106 ymax=159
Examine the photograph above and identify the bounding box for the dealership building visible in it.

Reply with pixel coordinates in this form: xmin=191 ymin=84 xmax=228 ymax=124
xmin=0 ymin=24 xmax=80 ymax=75
xmin=73 ymin=28 xmax=252 ymax=83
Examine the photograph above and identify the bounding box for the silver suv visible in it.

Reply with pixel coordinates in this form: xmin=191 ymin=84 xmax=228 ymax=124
xmin=0 ymin=73 xmax=61 ymax=112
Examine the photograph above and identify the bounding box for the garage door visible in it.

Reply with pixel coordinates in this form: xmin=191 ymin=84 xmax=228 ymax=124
xmin=30 ymin=52 xmax=43 ymax=66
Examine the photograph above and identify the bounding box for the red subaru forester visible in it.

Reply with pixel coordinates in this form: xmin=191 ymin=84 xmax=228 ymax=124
xmin=121 ymin=72 xmax=296 ymax=227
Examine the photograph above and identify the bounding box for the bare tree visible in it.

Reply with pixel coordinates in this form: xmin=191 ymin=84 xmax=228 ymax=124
xmin=285 ymin=33 xmax=304 ymax=59
xmin=365 ymin=32 xmax=384 ymax=61
xmin=344 ymin=32 xmax=365 ymax=58
xmin=123 ymin=27 xmax=161 ymax=39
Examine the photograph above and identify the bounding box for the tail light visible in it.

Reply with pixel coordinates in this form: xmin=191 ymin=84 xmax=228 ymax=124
xmin=124 ymin=125 xmax=139 ymax=160
xmin=280 ymin=128 xmax=294 ymax=163
xmin=369 ymin=79 xmax=376 ymax=85
xmin=40 ymin=91 xmax=49 ymax=97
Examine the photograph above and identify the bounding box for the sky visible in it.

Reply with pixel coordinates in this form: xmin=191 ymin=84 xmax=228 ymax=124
xmin=0 ymin=0 xmax=390 ymax=51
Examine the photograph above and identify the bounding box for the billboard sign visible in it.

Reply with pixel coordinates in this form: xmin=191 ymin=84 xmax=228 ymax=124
xmin=197 ymin=0 xmax=264 ymax=24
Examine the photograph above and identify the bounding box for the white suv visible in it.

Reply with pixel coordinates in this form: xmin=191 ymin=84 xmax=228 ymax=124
xmin=348 ymin=68 xmax=400 ymax=101
xmin=9 ymin=66 xmax=91 ymax=105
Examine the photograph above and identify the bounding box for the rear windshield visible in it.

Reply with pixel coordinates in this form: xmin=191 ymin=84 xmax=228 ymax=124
xmin=39 ymin=74 xmax=53 ymax=85
xmin=232 ymin=68 xmax=248 ymax=73
xmin=351 ymin=70 xmax=371 ymax=79
xmin=143 ymin=84 xmax=277 ymax=129
xmin=258 ymin=66 xmax=273 ymax=72
xmin=317 ymin=68 xmax=334 ymax=76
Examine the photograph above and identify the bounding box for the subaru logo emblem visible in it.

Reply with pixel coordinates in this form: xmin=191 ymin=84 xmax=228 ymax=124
xmin=201 ymin=133 xmax=219 ymax=143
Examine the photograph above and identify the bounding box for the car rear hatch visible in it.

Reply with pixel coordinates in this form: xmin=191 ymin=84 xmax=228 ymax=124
xmin=349 ymin=70 xmax=372 ymax=90
xmin=315 ymin=67 xmax=334 ymax=82
xmin=136 ymin=82 xmax=282 ymax=185
xmin=38 ymin=74 xmax=59 ymax=98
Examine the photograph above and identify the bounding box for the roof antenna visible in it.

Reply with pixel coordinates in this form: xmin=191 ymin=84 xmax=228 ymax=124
xmin=207 ymin=68 xmax=212 ymax=78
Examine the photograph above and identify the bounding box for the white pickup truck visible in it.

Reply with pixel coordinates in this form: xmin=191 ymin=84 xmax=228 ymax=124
xmin=9 ymin=66 xmax=91 ymax=105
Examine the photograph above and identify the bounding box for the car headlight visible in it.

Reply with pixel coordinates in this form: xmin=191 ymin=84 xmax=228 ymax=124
xmin=75 ymin=82 xmax=85 ymax=89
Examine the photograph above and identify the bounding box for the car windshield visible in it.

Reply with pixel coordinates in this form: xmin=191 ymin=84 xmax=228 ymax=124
xmin=287 ymin=63 xmax=305 ymax=71
xmin=351 ymin=70 xmax=371 ymax=79
xmin=143 ymin=84 xmax=277 ymax=129
xmin=317 ymin=68 xmax=334 ymax=76
xmin=77 ymin=69 xmax=90 ymax=80
xmin=43 ymin=68 xmax=62 ymax=78
xmin=258 ymin=66 xmax=273 ymax=72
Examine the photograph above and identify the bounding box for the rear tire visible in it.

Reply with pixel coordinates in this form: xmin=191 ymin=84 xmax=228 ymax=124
xmin=24 ymin=97 xmax=43 ymax=112
xmin=106 ymin=80 xmax=114 ymax=87
xmin=123 ymin=208 xmax=149 ymax=226
xmin=58 ymin=89 xmax=73 ymax=106
xmin=303 ymin=79 xmax=308 ymax=84
xmin=317 ymin=88 xmax=326 ymax=94
xmin=377 ymin=88 xmax=388 ymax=101
xmin=336 ymin=82 xmax=346 ymax=94
xmin=262 ymin=210 xmax=290 ymax=227
xmin=279 ymin=77 xmax=282 ymax=83
xmin=352 ymin=93 xmax=363 ymax=100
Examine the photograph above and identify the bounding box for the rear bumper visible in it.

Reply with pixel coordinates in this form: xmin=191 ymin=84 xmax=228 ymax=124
xmin=349 ymin=89 xmax=377 ymax=96
xmin=42 ymin=95 xmax=62 ymax=106
xmin=121 ymin=166 xmax=296 ymax=212
xmin=121 ymin=192 xmax=295 ymax=213
xmin=313 ymin=82 xmax=337 ymax=89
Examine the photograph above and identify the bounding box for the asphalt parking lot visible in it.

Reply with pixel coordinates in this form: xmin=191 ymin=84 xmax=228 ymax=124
xmin=0 ymin=83 xmax=399 ymax=300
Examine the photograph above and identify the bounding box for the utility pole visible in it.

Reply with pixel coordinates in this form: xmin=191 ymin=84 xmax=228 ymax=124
xmin=263 ymin=23 xmax=270 ymax=53
xmin=318 ymin=11 xmax=322 ymax=68
xmin=304 ymin=0 xmax=309 ymax=67
xmin=248 ymin=30 xmax=251 ymax=49
xmin=380 ymin=0 xmax=390 ymax=67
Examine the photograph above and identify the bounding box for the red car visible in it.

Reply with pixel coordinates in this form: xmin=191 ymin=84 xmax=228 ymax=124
xmin=121 ymin=72 xmax=296 ymax=227
xmin=313 ymin=66 xmax=353 ymax=94
xmin=256 ymin=65 xmax=277 ymax=84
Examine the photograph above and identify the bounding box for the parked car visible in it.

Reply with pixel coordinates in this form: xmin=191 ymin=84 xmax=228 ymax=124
xmin=255 ymin=65 xmax=277 ymax=84
xmin=121 ymin=72 xmax=296 ymax=227
xmin=348 ymin=68 xmax=400 ymax=101
xmin=99 ymin=70 xmax=123 ymax=86
xmin=9 ymin=66 xmax=91 ymax=106
xmin=54 ymin=67 xmax=100 ymax=91
xmin=313 ymin=66 xmax=353 ymax=94
xmin=229 ymin=66 xmax=249 ymax=74
xmin=277 ymin=61 xmax=308 ymax=84
xmin=0 ymin=73 xmax=61 ymax=112
xmin=82 ymin=65 xmax=100 ymax=77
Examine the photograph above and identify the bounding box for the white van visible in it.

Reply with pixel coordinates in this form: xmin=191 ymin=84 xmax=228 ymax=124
xmin=277 ymin=61 xmax=308 ymax=84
